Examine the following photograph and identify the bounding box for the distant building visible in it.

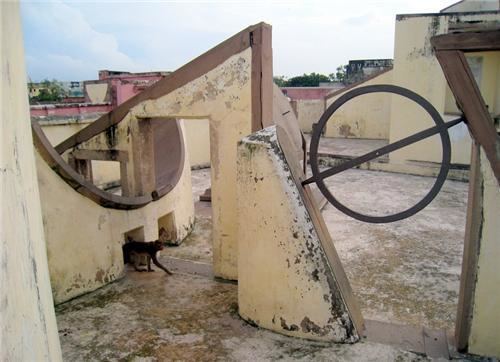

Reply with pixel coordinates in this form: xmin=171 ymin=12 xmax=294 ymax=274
xmin=441 ymin=0 xmax=499 ymax=12
xmin=61 ymin=81 xmax=84 ymax=97
xmin=84 ymin=70 xmax=170 ymax=106
xmin=345 ymin=59 xmax=393 ymax=85
xmin=30 ymin=70 xmax=170 ymax=120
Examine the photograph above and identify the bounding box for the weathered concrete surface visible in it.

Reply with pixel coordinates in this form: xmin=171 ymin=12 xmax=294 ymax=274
xmin=187 ymin=166 xmax=467 ymax=332
xmin=304 ymin=134 xmax=389 ymax=158
xmin=324 ymin=69 xmax=393 ymax=140
xmin=190 ymin=167 xmax=211 ymax=203
xmin=55 ymin=268 xmax=429 ymax=361
xmin=166 ymin=216 xmax=212 ymax=264
xmin=0 ymin=2 xmax=62 ymax=360
xmin=390 ymin=12 xmax=500 ymax=167
xmin=130 ymin=49 xmax=253 ymax=280
xmin=468 ymin=149 xmax=500 ymax=358
xmin=183 ymin=166 xmax=466 ymax=332
xmin=322 ymin=168 xmax=467 ymax=330
xmin=54 ymin=166 xmax=471 ymax=360
xmin=306 ymin=135 xmax=469 ymax=181
xmin=295 ymin=99 xmax=325 ymax=133
xmin=36 ymin=138 xmax=194 ymax=304
xmin=165 ymin=168 xmax=212 ymax=263
xmin=237 ymin=127 xmax=360 ymax=342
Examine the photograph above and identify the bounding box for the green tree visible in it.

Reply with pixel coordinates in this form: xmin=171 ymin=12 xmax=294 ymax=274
xmin=30 ymin=79 xmax=66 ymax=103
xmin=273 ymin=75 xmax=288 ymax=87
xmin=285 ymin=72 xmax=330 ymax=87
xmin=332 ymin=65 xmax=348 ymax=84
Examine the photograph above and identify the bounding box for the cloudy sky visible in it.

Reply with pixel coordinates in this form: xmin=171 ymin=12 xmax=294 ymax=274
xmin=21 ymin=0 xmax=453 ymax=82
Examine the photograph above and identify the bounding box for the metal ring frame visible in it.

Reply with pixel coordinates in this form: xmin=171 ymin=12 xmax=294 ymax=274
xmin=305 ymin=84 xmax=464 ymax=223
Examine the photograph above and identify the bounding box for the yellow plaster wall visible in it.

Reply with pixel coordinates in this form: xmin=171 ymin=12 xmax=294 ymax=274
xmin=389 ymin=13 xmax=499 ymax=166
xmin=468 ymin=150 xmax=500 ymax=358
xmin=40 ymin=120 xmax=94 ymax=146
xmin=40 ymin=120 xmax=121 ymax=187
xmin=68 ymin=49 xmax=252 ymax=280
xmin=477 ymin=51 xmax=500 ymax=116
xmin=85 ymin=83 xmax=108 ymax=103
xmin=61 ymin=112 xmax=140 ymax=196
xmin=0 ymin=2 xmax=62 ymax=359
xmin=41 ymin=116 xmax=211 ymax=173
xmin=237 ymin=127 xmax=358 ymax=343
xmin=182 ymin=118 xmax=211 ymax=168
xmin=325 ymin=70 xmax=393 ymax=139
xmin=295 ymin=99 xmax=324 ymax=133
xmin=389 ymin=15 xmax=450 ymax=164
xmin=445 ymin=52 xmax=500 ymax=116
xmin=36 ymin=123 xmax=194 ymax=303
xmin=129 ymin=49 xmax=253 ymax=280
xmin=91 ymin=160 xmax=121 ymax=187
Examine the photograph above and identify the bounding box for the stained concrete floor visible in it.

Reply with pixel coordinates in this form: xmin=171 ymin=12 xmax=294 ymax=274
xmin=303 ymin=134 xmax=389 ymax=158
xmin=56 ymin=158 xmax=470 ymax=360
xmin=56 ymin=270 xmax=432 ymax=361
xmin=321 ymin=169 xmax=467 ymax=331
xmin=179 ymin=164 xmax=467 ymax=330
xmin=301 ymin=136 xmax=467 ymax=330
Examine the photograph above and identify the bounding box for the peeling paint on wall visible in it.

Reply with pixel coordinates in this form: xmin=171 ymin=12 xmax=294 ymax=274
xmin=237 ymin=126 xmax=359 ymax=343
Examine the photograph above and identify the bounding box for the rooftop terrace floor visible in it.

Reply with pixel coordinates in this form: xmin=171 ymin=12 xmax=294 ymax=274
xmin=56 ymin=161 xmax=469 ymax=360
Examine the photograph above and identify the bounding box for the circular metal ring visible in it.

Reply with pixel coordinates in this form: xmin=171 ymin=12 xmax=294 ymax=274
xmin=309 ymin=84 xmax=451 ymax=223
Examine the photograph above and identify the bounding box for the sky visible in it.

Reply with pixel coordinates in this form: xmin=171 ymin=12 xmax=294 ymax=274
xmin=21 ymin=0 xmax=454 ymax=82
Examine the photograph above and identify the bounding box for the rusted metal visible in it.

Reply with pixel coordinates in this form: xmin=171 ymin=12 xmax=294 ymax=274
xmin=303 ymin=84 xmax=465 ymax=223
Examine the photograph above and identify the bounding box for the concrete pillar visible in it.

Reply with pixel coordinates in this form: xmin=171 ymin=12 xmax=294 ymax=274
xmin=237 ymin=127 xmax=360 ymax=342
xmin=467 ymin=146 xmax=500 ymax=358
xmin=0 ymin=2 xmax=62 ymax=360
xmin=130 ymin=118 xmax=156 ymax=196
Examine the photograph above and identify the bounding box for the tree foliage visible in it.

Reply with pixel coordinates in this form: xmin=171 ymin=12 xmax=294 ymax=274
xmin=29 ymin=79 xmax=67 ymax=103
xmin=286 ymin=72 xmax=330 ymax=87
xmin=332 ymin=65 xmax=348 ymax=84
xmin=273 ymin=75 xmax=288 ymax=87
xmin=274 ymin=67 xmax=348 ymax=87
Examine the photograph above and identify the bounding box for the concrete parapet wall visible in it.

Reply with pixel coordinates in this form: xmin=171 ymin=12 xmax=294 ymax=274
xmin=0 ymin=2 xmax=62 ymax=360
xmin=294 ymin=99 xmax=325 ymax=133
xmin=39 ymin=119 xmax=124 ymax=189
xmin=39 ymin=117 xmax=210 ymax=184
xmin=182 ymin=118 xmax=211 ymax=169
xmin=39 ymin=119 xmax=95 ymax=146
xmin=324 ymin=69 xmax=393 ymax=140
xmin=36 ymin=133 xmax=194 ymax=303
xmin=390 ymin=12 xmax=499 ymax=166
xmin=237 ymin=127 xmax=359 ymax=342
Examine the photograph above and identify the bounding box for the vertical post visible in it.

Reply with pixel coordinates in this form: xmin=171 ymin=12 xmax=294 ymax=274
xmin=69 ymin=157 xmax=93 ymax=182
xmin=119 ymin=160 xmax=129 ymax=197
xmin=130 ymin=118 xmax=156 ymax=196
xmin=455 ymin=142 xmax=482 ymax=351
xmin=251 ymin=23 xmax=273 ymax=132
